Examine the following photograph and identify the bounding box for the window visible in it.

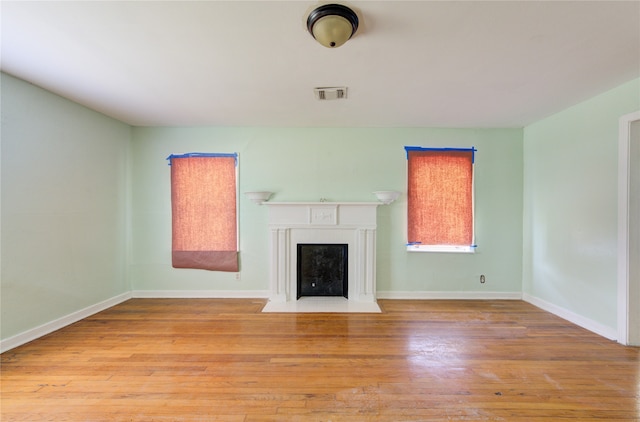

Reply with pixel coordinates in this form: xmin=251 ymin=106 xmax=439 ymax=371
xmin=167 ymin=153 xmax=239 ymax=271
xmin=405 ymin=146 xmax=476 ymax=253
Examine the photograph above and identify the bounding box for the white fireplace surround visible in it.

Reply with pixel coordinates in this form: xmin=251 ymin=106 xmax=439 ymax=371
xmin=262 ymin=202 xmax=381 ymax=313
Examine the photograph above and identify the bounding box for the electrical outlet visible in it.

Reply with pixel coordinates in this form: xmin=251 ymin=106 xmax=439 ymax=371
xmin=480 ymin=274 xmax=486 ymax=284
xmin=235 ymin=273 xmax=241 ymax=281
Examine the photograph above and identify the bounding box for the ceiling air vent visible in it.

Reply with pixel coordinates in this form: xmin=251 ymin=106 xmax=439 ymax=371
xmin=314 ymin=87 xmax=347 ymax=100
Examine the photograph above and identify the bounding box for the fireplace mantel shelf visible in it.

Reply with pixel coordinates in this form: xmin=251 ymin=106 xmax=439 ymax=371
xmin=264 ymin=202 xmax=380 ymax=206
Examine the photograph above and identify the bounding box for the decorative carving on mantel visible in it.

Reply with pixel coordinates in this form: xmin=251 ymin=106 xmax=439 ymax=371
xmin=310 ymin=206 xmax=337 ymax=225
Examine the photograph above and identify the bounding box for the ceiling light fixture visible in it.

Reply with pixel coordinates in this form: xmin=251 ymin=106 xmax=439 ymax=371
xmin=307 ymin=4 xmax=359 ymax=48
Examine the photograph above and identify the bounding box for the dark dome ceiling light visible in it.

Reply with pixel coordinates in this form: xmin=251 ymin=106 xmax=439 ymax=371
xmin=306 ymin=4 xmax=359 ymax=48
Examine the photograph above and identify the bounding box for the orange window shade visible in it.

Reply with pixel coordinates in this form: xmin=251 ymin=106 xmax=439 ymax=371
xmin=407 ymin=150 xmax=474 ymax=245
xmin=170 ymin=155 xmax=238 ymax=272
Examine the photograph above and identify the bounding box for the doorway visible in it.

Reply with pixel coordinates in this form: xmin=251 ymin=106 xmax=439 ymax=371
xmin=618 ymin=111 xmax=640 ymax=345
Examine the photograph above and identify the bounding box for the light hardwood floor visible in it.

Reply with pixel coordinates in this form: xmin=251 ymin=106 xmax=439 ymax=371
xmin=1 ymin=299 xmax=639 ymax=421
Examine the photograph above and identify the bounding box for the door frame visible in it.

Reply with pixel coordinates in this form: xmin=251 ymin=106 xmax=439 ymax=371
xmin=618 ymin=110 xmax=640 ymax=345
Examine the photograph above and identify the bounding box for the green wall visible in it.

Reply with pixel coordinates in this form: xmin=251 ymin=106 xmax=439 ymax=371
xmin=11 ymin=72 xmax=639 ymax=345
xmin=131 ymin=127 xmax=524 ymax=295
xmin=1 ymin=73 xmax=131 ymax=340
xmin=523 ymin=78 xmax=640 ymax=330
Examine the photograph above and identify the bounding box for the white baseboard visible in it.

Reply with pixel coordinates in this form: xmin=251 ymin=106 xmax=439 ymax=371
xmin=376 ymin=291 xmax=522 ymax=300
xmin=522 ymin=293 xmax=617 ymax=341
xmin=131 ymin=290 xmax=270 ymax=299
xmin=6 ymin=290 xmax=614 ymax=353
xmin=0 ymin=291 xmax=132 ymax=353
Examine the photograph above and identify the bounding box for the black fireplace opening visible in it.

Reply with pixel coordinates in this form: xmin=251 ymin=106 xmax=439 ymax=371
xmin=297 ymin=243 xmax=348 ymax=299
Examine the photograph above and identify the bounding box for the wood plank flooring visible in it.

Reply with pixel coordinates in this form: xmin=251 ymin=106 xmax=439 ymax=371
xmin=2 ymin=299 xmax=639 ymax=421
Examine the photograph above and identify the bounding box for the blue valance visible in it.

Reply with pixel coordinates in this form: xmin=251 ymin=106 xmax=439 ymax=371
xmin=167 ymin=152 xmax=238 ymax=166
xmin=404 ymin=146 xmax=476 ymax=163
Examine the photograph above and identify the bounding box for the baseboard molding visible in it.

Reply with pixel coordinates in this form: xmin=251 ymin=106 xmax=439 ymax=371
xmin=131 ymin=290 xmax=270 ymax=299
xmin=376 ymin=291 xmax=522 ymax=300
xmin=0 ymin=291 xmax=132 ymax=353
xmin=134 ymin=290 xmax=520 ymax=300
xmin=5 ymin=290 xmax=614 ymax=353
xmin=522 ymin=293 xmax=617 ymax=341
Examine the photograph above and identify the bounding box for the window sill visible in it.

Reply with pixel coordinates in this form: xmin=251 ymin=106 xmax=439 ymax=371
xmin=406 ymin=244 xmax=475 ymax=253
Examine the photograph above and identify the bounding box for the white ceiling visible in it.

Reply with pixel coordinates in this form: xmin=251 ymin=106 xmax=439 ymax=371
xmin=2 ymin=1 xmax=639 ymax=128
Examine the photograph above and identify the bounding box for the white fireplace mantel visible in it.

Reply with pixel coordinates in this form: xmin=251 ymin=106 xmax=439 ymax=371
xmin=262 ymin=202 xmax=381 ymax=312
xmin=265 ymin=201 xmax=379 ymax=227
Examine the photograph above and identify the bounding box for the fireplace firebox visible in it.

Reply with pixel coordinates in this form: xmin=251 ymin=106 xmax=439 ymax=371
xmin=297 ymin=244 xmax=348 ymax=299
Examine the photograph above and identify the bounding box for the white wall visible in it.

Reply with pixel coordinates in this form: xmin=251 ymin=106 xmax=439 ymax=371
xmin=1 ymin=73 xmax=131 ymax=341
xmin=523 ymin=78 xmax=640 ymax=335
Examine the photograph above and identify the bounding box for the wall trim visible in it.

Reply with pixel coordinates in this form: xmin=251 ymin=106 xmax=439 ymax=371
xmin=131 ymin=290 xmax=270 ymax=299
xmin=618 ymin=110 xmax=640 ymax=345
xmin=0 ymin=291 xmax=132 ymax=353
xmin=522 ymin=293 xmax=617 ymax=341
xmin=376 ymin=291 xmax=522 ymax=300
xmin=6 ymin=290 xmax=617 ymax=352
